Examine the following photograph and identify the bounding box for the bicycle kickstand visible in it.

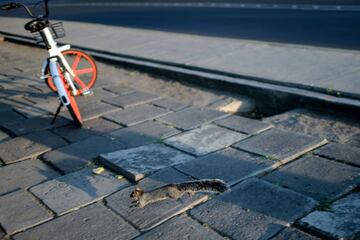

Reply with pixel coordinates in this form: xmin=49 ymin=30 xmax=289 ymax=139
xmin=51 ymin=102 xmax=63 ymax=125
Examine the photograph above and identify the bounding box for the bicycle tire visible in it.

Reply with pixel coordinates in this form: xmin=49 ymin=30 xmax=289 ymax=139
xmin=45 ymin=49 xmax=97 ymax=95
xmin=63 ymin=79 xmax=83 ymax=127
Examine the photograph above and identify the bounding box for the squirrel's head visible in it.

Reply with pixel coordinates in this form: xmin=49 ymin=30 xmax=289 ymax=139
xmin=130 ymin=187 xmax=144 ymax=200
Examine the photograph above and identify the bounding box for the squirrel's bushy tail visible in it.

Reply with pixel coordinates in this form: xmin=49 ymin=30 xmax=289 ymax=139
xmin=176 ymin=179 xmax=229 ymax=193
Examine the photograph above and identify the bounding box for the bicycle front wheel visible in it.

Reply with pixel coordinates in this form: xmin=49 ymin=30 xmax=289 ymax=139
xmin=63 ymin=80 xmax=83 ymax=127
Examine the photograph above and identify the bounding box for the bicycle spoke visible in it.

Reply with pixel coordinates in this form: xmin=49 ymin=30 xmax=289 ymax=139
xmin=74 ymin=76 xmax=88 ymax=91
xmin=75 ymin=68 xmax=94 ymax=75
xmin=71 ymin=54 xmax=82 ymax=70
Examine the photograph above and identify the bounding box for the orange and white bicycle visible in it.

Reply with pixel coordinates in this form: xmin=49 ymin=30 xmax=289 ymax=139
xmin=1 ymin=0 xmax=97 ymax=127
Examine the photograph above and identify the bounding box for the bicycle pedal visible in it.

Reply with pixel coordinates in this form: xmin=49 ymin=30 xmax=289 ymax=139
xmin=82 ymin=90 xmax=93 ymax=96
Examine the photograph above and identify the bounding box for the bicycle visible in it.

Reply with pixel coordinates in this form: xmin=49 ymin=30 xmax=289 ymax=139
xmin=0 ymin=0 xmax=98 ymax=127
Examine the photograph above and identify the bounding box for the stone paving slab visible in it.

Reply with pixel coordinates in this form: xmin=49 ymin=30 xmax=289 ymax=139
xmin=300 ymin=193 xmax=360 ymax=240
xmin=165 ymin=125 xmax=247 ymax=156
xmin=76 ymin=88 xmax=118 ymax=105
xmin=0 ymin=190 xmax=53 ymax=235
xmin=158 ymin=107 xmax=228 ymax=131
xmin=0 ymin=130 xmax=9 ymax=143
xmin=62 ymin=101 xmax=121 ymax=122
xmin=265 ymin=109 xmax=360 ymax=143
xmin=272 ymin=228 xmax=320 ymax=240
xmin=30 ymin=168 xmax=130 ymax=215
xmin=99 ymin=143 xmax=194 ymax=182
xmin=191 ymin=178 xmax=317 ymax=240
xmin=12 ymin=203 xmax=140 ymax=240
xmin=151 ymin=98 xmax=190 ymax=111
xmin=3 ymin=115 xmax=70 ymax=136
xmin=0 ymin=159 xmax=60 ymax=196
xmin=233 ymin=128 xmax=327 ymax=163
xmin=104 ymin=104 xmax=171 ymax=127
xmin=51 ymin=118 xmax=122 ymax=143
xmin=103 ymin=90 xmax=160 ymax=108
xmin=263 ymin=155 xmax=360 ymax=201
xmin=43 ymin=135 xmax=125 ymax=173
xmin=105 ymin=168 xmax=208 ymax=231
xmin=314 ymin=143 xmax=360 ymax=167
xmin=135 ymin=215 xmax=223 ymax=240
xmin=0 ymin=110 xmax=25 ymax=126
xmin=0 ymin=131 xmax=67 ymax=164
xmin=108 ymin=120 xmax=180 ymax=148
xmin=215 ymin=115 xmax=273 ymax=135
xmin=102 ymin=85 xmax=135 ymax=95
xmin=175 ymin=148 xmax=276 ymax=186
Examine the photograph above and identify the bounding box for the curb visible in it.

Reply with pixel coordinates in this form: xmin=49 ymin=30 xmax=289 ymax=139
xmin=2 ymin=32 xmax=360 ymax=116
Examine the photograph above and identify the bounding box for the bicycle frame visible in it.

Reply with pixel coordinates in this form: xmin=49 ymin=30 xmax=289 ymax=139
xmin=39 ymin=26 xmax=79 ymax=98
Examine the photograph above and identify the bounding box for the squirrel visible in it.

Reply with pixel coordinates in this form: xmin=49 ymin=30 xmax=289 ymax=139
xmin=130 ymin=179 xmax=229 ymax=208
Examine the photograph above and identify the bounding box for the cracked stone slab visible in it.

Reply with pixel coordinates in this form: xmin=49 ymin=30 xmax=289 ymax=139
xmin=300 ymin=193 xmax=360 ymax=240
xmin=0 ymin=131 xmax=67 ymax=164
xmin=12 ymin=203 xmax=140 ymax=240
xmin=104 ymin=104 xmax=171 ymax=126
xmin=52 ymin=118 xmax=122 ymax=143
xmin=233 ymin=128 xmax=327 ymax=163
xmin=151 ymin=98 xmax=189 ymax=111
xmin=175 ymin=148 xmax=276 ymax=186
xmin=107 ymin=120 xmax=180 ymax=148
xmin=263 ymin=155 xmax=360 ymax=201
xmin=43 ymin=135 xmax=125 ymax=173
xmin=264 ymin=108 xmax=360 ymax=143
xmin=30 ymin=168 xmax=130 ymax=215
xmin=158 ymin=107 xmax=228 ymax=130
xmin=272 ymin=228 xmax=320 ymax=240
xmin=165 ymin=125 xmax=247 ymax=156
xmin=0 ymin=190 xmax=53 ymax=235
xmin=0 ymin=159 xmax=60 ymax=196
xmin=0 ymin=110 xmax=25 ymax=126
xmin=315 ymin=143 xmax=360 ymax=167
xmin=3 ymin=115 xmax=70 ymax=136
xmin=105 ymin=168 xmax=208 ymax=231
xmin=215 ymin=115 xmax=273 ymax=135
xmin=103 ymin=90 xmax=160 ymax=108
xmin=135 ymin=215 xmax=223 ymax=240
xmin=191 ymin=178 xmax=317 ymax=240
xmin=99 ymin=143 xmax=194 ymax=182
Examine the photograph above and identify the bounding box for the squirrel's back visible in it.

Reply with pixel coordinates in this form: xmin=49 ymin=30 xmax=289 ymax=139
xmin=175 ymin=179 xmax=229 ymax=193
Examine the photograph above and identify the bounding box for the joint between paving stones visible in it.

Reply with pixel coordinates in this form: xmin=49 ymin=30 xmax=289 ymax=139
xmin=313 ymin=151 xmax=360 ymax=168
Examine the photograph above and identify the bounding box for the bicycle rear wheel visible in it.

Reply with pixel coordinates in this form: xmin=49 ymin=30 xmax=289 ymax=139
xmin=46 ymin=49 xmax=97 ymax=95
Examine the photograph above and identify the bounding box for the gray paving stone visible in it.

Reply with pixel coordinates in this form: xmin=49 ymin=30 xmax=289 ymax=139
xmin=315 ymin=143 xmax=360 ymax=167
xmin=233 ymin=128 xmax=327 ymax=163
xmin=265 ymin=109 xmax=360 ymax=143
xmin=102 ymin=85 xmax=135 ymax=95
xmin=76 ymin=88 xmax=118 ymax=105
xmin=158 ymin=107 xmax=228 ymax=130
xmin=191 ymin=178 xmax=317 ymax=240
xmin=43 ymin=135 xmax=125 ymax=173
xmin=0 ymin=190 xmax=53 ymax=235
xmin=346 ymin=133 xmax=360 ymax=148
xmin=100 ymin=143 xmax=194 ymax=182
xmin=135 ymin=215 xmax=223 ymax=240
xmin=108 ymin=120 xmax=180 ymax=148
xmin=52 ymin=118 xmax=122 ymax=143
xmin=272 ymin=228 xmax=320 ymax=240
xmin=165 ymin=125 xmax=247 ymax=156
xmin=0 ymin=130 xmax=9 ymax=143
xmin=151 ymin=98 xmax=189 ymax=111
xmin=300 ymin=193 xmax=360 ymax=240
xmin=0 ymin=159 xmax=60 ymax=196
xmin=175 ymin=148 xmax=276 ymax=186
xmin=263 ymin=155 xmax=360 ymax=201
xmin=103 ymin=90 xmax=160 ymax=108
xmin=13 ymin=203 xmax=140 ymax=240
xmin=30 ymin=168 xmax=130 ymax=215
xmin=105 ymin=168 xmax=208 ymax=231
xmin=0 ymin=131 xmax=67 ymax=164
xmin=62 ymin=101 xmax=120 ymax=121
xmin=3 ymin=115 xmax=70 ymax=136
xmin=0 ymin=110 xmax=25 ymax=126
xmin=215 ymin=115 xmax=273 ymax=134
xmin=104 ymin=104 xmax=171 ymax=127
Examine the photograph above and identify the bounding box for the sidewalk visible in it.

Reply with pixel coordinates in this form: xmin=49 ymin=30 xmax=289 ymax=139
xmin=1 ymin=39 xmax=360 ymax=240
xmin=0 ymin=16 xmax=359 ymax=103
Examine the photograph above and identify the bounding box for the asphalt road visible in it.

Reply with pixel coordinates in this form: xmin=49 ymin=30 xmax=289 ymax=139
xmin=1 ymin=2 xmax=359 ymax=50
